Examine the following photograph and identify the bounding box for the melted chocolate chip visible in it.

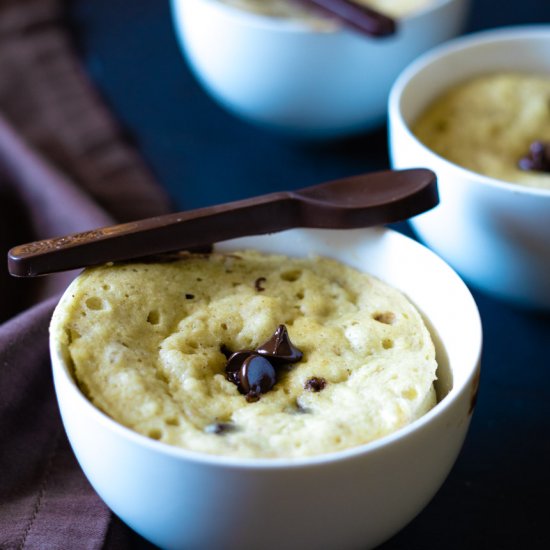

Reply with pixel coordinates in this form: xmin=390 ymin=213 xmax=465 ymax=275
xmin=240 ymin=354 xmax=277 ymax=395
xmin=304 ymin=377 xmax=327 ymax=392
xmin=257 ymin=324 xmax=303 ymax=365
xmin=254 ymin=277 xmax=266 ymax=291
xmin=225 ymin=352 xmax=277 ymax=398
xmin=518 ymin=140 xmax=550 ymax=173
xmin=225 ymin=350 xmax=255 ymax=386
xmin=224 ymin=324 xmax=303 ymax=400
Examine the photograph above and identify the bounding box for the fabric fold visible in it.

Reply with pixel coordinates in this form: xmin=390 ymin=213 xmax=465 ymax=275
xmin=0 ymin=0 xmax=173 ymax=548
xmin=0 ymin=299 xmax=111 ymax=550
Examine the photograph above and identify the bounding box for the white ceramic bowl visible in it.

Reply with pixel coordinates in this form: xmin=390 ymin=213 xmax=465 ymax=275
xmin=170 ymin=0 xmax=469 ymax=137
xmin=50 ymin=227 xmax=481 ymax=550
xmin=389 ymin=26 xmax=550 ymax=309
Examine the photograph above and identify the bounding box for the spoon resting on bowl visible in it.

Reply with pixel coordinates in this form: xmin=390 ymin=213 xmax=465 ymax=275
xmin=7 ymin=168 xmax=437 ymax=277
xmin=300 ymin=0 xmax=397 ymax=37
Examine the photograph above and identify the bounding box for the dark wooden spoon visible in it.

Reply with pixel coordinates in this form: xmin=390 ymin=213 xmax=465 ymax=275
xmin=301 ymin=0 xmax=396 ymax=37
xmin=7 ymin=168 xmax=437 ymax=277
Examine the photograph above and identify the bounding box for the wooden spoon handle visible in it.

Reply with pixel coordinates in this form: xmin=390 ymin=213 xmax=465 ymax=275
xmin=7 ymin=192 xmax=296 ymax=277
xmin=304 ymin=0 xmax=396 ymax=37
xmin=7 ymin=169 xmax=437 ymax=277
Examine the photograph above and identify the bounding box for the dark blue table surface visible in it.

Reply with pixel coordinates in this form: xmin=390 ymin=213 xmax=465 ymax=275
xmin=69 ymin=1 xmax=550 ymax=548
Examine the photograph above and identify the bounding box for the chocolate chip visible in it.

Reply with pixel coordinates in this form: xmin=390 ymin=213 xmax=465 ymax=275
xmin=240 ymin=354 xmax=277 ymax=395
xmin=225 ymin=352 xmax=277 ymax=398
xmin=204 ymin=422 xmax=235 ymax=435
xmin=224 ymin=325 xmax=303 ymax=400
xmin=304 ymin=377 xmax=327 ymax=392
xmin=185 ymin=293 xmax=194 ymax=299
xmin=254 ymin=277 xmax=266 ymax=291
xmin=225 ymin=350 xmax=255 ymax=386
xmin=518 ymin=140 xmax=550 ymax=173
xmin=257 ymin=324 xmax=303 ymax=365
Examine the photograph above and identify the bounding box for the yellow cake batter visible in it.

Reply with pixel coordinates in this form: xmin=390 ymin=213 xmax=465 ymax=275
xmin=50 ymin=251 xmax=438 ymax=458
xmin=413 ymin=72 xmax=550 ymax=190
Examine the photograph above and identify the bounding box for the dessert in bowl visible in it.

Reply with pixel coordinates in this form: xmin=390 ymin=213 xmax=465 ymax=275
xmin=170 ymin=0 xmax=470 ymax=137
xmin=389 ymin=26 xmax=550 ymax=309
xmin=50 ymin=226 xmax=481 ymax=550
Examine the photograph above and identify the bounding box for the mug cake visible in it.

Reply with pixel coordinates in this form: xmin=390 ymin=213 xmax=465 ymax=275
xmin=50 ymin=250 xmax=438 ymax=459
xmin=412 ymin=71 xmax=550 ymax=190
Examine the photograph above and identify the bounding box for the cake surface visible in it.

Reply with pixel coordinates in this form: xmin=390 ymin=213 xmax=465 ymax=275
xmin=413 ymin=72 xmax=550 ymax=190
xmin=51 ymin=251 xmax=438 ymax=458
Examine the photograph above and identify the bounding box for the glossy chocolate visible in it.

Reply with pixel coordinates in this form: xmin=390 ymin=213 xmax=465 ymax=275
xmin=225 ymin=350 xmax=255 ymax=387
xmin=240 ymin=355 xmax=277 ymax=397
xmin=256 ymin=324 xmax=303 ymax=365
xmin=224 ymin=324 xmax=304 ymax=400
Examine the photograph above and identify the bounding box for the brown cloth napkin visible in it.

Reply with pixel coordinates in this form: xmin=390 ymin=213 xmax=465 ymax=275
xmin=0 ymin=1 xmax=172 ymax=548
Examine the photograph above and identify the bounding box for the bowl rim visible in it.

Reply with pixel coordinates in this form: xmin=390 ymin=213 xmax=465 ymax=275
xmin=173 ymin=0 xmax=461 ymax=35
xmin=50 ymin=226 xmax=482 ymax=471
xmin=389 ymin=24 xmax=550 ymax=197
